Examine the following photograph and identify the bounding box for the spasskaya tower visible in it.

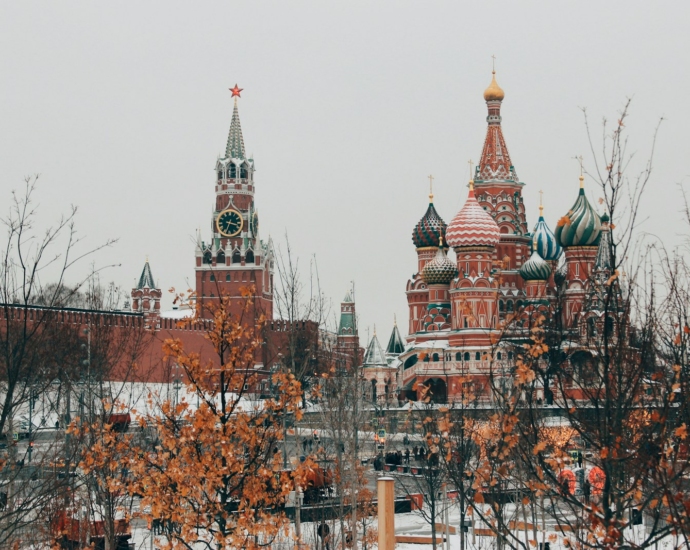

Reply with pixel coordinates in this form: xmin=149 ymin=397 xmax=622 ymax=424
xmin=195 ymin=85 xmax=274 ymax=319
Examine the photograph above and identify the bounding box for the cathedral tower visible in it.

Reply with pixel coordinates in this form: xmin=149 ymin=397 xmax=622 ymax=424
xmin=473 ymin=71 xmax=530 ymax=289
xmin=555 ymin=173 xmax=603 ymax=327
xmin=195 ymin=86 xmax=273 ymax=320
xmin=407 ymin=183 xmax=447 ymax=336
xmin=446 ymin=180 xmax=501 ymax=342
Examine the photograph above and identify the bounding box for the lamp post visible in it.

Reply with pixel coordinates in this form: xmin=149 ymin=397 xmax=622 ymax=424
xmin=276 ymin=353 xmax=289 ymax=469
xmin=173 ymin=364 xmax=182 ymax=409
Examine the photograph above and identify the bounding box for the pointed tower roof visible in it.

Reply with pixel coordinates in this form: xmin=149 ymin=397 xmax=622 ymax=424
xmin=137 ymin=260 xmax=156 ymax=289
xmin=594 ymin=214 xmax=613 ymax=272
xmin=363 ymin=332 xmax=387 ymax=367
xmin=386 ymin=321 xmax=405 ymax=356
xmin=225 ymin=88 xmax=246 ymax=160
xmin=338 ymin=289 xmax=357 ymax=336
xmin=476 ymin=71 xmax=519 ymax=183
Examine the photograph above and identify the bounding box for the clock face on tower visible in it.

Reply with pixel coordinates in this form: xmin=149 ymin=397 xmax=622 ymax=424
xmin=216 ymin=209 xmax=243 ymax=237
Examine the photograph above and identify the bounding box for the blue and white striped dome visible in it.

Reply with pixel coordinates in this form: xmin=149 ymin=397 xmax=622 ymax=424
xmin=531 ymin=211 xmax=562 ymax=261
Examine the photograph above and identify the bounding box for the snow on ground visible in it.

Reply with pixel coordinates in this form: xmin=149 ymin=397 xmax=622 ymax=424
xmin=126 ymin=499 xmax=664 ymax=550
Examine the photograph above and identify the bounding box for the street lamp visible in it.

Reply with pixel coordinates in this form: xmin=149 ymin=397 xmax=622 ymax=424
xmin=172 ymin=364 xmax=182 ymax=408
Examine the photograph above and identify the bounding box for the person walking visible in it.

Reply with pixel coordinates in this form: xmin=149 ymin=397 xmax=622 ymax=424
xmin=405 ymin=447 xmax=410 ymax=464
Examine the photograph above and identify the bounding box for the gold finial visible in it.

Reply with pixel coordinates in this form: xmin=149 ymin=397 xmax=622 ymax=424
xmin=373 ymin=324 xmax=377 ymax=337
xmin=439 ymin=234 xmax=444 ymax=247
xmin=483 ymin=62 xmax=505 ymax=102
xmin=428 ymin=174 xmax=434 ymax=202
xmin=146 ymin=255 xmax=149 ymax=263
xmin=539 ymin=190 xmax=544 ymax=216
xmin=468 ymin=159 xmax=475 ymax=191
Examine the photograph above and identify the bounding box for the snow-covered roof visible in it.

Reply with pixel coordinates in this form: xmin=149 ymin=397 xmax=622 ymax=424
xmin=362 ymin=334 xmax=387 ymax=367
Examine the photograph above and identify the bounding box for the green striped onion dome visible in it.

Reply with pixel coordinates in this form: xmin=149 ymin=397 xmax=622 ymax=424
xmin=421 ymin=246 xmax=458 ymax=285
xmin=555 ymin=183 xmax=602 ymax=248
xmin=412 ymin=201 xmax=447 ymax=248
xmin=519 ymin=250 xmax=552 ymax=281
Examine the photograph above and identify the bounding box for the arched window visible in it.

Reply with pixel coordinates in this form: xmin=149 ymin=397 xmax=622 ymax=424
xmin=240 ymin=163 xmax=248 ymax=179
xmin=404 ymin=355 xmax=418 ymax=370
xmin=371 ymin=379 xmax=377 ymax=403
xmin=499 ymin=301 xmax=505 ymax=312
xmin=455 ymin=352 xmax=462 ymax=361
xmin=210 ymin=274 xmax=215 ymax=282
xmin=508 ymin=352 xmax=513 ymax=360
xmin=432 ymin=353 xmax=439 ymax=362
xmin=475 ymin=351 xmax=481 ymax=361
xmin=217 ymin=250 xmax=225 ymax=265
xmin=232 ymin=250 xmax=241 ymax=264
xmin=203 ymin=251 xmax=212 ymax=264
xmin=225 ymin=273 xmax=231 ymax=282
xmin=246 ymin=250 xmax=255 ymax=264
xmin=423 ymin=354 xmax=430 ymax=362
xmin=228 ymin=163 xmax=237 ymax=178
xmin=217 ymin=170 xmax=223 ymax=180
xmin=506 ymin=301 xmax=514 ymax=312
xmin=497 ymin=352 xmax=503 ymax=361
xmin=463 ymin=352 xmax=470 ymax=361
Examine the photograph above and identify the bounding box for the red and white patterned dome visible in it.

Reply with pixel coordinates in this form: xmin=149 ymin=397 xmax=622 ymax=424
xmin=446 ymin=185 xmax=501 ymax=248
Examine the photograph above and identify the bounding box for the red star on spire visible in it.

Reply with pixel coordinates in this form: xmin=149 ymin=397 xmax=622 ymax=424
xmin=229 ymin=84 xmax=243 ymax=98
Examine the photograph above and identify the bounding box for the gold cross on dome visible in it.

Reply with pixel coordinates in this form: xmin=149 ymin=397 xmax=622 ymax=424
xmin=468 ymin=159 xmax=474 ymax=180
xmin=539 ymin=190 xmax=544 ymax=216
xmin=491 ymin=55 xmax=496 ymax=72
xmin=427 ymin=174 xmax=434 ymax=201
xmin=578 ymin=155 xmax=584 ymax=175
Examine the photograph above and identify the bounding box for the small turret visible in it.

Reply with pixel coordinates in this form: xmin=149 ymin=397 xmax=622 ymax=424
xmin=131 ymin=259 xmax=162 ymax=330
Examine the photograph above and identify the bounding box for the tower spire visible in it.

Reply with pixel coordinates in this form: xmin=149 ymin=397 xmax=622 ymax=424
xmin=225 ymin=85 xmax=246 ymax=159
xmin=476 ymin=70 xmax=517 ymax=183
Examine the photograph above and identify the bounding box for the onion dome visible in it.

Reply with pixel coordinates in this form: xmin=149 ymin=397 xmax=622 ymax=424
xmin=555 ymin=175 xmax=602 ymax=248
xmin=483 ymin=71 xmax=505 ymax=102
xmin=421 ymin=238 xmax=458 ymax=285
xmin=412 ymin=195 xmax=447 ymax=248
xmin=446 ymin=182 xmax=501 ymax=248
xmin=531 ymin=203 xmax=562 ymax=261
xmin=519 ymin=251 xmax=552 ymax=281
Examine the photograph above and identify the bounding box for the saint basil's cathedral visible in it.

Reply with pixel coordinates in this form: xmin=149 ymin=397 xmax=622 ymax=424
xmin=359 ymin=71 xmax=616 ymax=405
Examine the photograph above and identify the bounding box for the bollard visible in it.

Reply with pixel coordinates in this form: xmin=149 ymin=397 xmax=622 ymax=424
xmin=377 ymin=477 xmax=395 ymax=550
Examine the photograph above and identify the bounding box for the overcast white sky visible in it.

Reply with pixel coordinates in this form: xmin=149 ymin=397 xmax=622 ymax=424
xmin=1 ymin=2 xmax=688 ymax=342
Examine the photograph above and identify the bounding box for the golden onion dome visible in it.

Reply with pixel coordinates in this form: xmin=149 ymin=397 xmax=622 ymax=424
xmin=483 ymin=71 xmax=505 ymax=102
